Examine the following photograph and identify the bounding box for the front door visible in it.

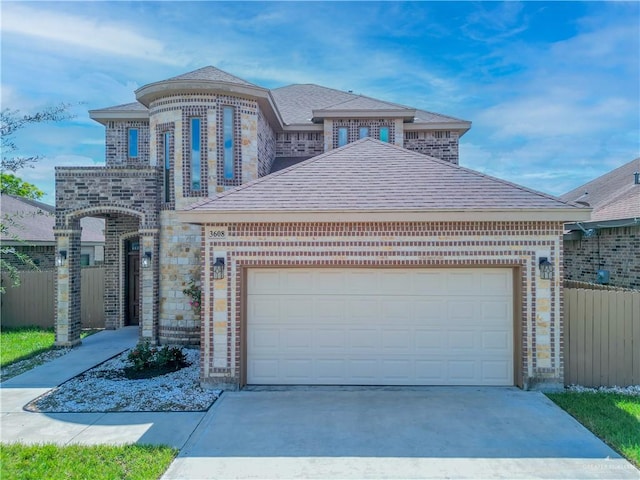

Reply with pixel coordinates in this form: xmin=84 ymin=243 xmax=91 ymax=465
xmin=125 ymin=239 xmax=140 ymax=326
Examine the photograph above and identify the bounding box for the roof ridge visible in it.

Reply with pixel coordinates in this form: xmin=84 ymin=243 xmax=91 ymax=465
xmin=374 ymin=141 xmax=583 ymax=208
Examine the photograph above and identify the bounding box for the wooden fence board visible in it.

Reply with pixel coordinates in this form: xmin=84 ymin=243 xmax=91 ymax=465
xmin=1 ymin=269 xmax=105 ymax=329
xmin=564 ymin=286 xmax=640 ymax=387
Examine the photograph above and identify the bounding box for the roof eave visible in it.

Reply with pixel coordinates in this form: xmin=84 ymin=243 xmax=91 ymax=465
xmin=89 ymin=109 xmax=149 ymax=126
xmin=405 ymin=121 xmax=472 ymax=136
xmin=178 ymin=208 xmax=591 ymax=224
xmin=311 ymin=108 xmax=416 ymax=122
xmin=565 ymin=217 xmax=640 ymax=231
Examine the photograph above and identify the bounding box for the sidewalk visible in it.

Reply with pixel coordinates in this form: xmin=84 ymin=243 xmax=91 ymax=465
xmin=0 ymin=327 xmax=206 ymax=449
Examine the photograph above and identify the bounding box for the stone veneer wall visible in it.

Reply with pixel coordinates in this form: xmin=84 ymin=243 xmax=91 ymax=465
xmin=158 ymin=210 xmax=201 ymax=344
xmin=105 ymin=121 xmax=150 ymax=166
xmin=199 ymin=221 xmax=565 ymax=390
xmin=564 ymin=226 xmax=640 ymax=289
xmin=275 ymin=132 xmax=324 ymax=157
xmin=403 ymin=131 xmax=460 ymax=164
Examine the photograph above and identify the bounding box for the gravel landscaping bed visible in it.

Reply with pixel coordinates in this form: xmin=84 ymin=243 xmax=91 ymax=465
xmin=1 ymin=348 xmax=72 ymax=382
xmin=26 ymin=348 xmax=221 ymax=412
xmin=566 ymin=384 xmax=640 ymax=395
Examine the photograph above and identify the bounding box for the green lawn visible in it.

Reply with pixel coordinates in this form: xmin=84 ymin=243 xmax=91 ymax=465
xmin=0 ymin=326 xmax=56 ymax=368
xmin=0 ymin=443 xmax=177 ymax=480
xmin=547 ymin=391 xmax=640 ymax=467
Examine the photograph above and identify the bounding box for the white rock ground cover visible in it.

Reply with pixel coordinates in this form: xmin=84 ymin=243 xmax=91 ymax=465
xmin=566 ymin=384 xmax=640 ymax=396
xmin=25 ymin=348 xmax=221 ymax=412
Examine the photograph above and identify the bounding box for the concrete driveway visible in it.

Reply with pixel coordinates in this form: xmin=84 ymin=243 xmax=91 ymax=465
xmin=163 ymin=387 xmax=639 ymax=479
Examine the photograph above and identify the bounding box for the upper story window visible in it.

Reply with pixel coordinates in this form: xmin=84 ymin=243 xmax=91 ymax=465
xmin=163 ymin=132 xmax=171 ymax=203
xmin=128 ymin=128 xmax=139 ymax=157
xmin=223 ymin=106 xmax=235 ymax=180
xmin=190 ymin=118 xmax=201 ymax=191
xmin=359 ymin=127 xmax=369 ymax=139
xmin=379 ymin=126 xmax=389 ymax=143
xmin=338 ymin=127 xmax=348 ymax=147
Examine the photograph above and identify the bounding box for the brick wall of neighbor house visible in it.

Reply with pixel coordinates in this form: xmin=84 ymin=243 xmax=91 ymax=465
xmin=275 ymin=132 xmax=324 ymax=157
xmin=105 ymin=121 xmax=151 ymax=166
xmin=257 ymin=108 xmax=277 ymax=177
xmin=1 ymin=245 xmax=56 ymax=270
xmin=158 ymin=210 xmax=201 ymax=344
xmin=564 ymin=226 xmax=640 ymax=289
xmin=199 ymin=221 xmax=565 ymax=390
xmin=404 ymin=131 xmax=460 ymax=164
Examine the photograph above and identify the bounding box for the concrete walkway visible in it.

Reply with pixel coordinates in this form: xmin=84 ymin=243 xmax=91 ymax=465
xmin=1 ymin=330 xmax=639 ymax=479
xmin=0 ymin=327 xmax=206 ymax=449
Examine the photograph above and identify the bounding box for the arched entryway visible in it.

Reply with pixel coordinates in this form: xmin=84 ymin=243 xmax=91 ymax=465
xmin=54 ymin=206 xmax=158 ymax=346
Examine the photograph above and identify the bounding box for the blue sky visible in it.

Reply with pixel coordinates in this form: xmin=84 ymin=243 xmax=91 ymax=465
xmin=1 ymin=1 xmax=639 ymax=204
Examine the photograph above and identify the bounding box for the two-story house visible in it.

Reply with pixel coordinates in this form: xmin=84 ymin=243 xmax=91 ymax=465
xmin=55 ymin=66 xmax=588 ymax=390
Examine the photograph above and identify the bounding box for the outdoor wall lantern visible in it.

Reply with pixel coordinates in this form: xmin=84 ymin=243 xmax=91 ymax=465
xmin=142 ymin=251 xmax=152 ymax=268
xmin=55 ymin=250 xmax=67 ymax=267
xmin=538 ymin=257 xmax=553 ymax=280
xmin=213 ymin=257 xmax=226 ymax=280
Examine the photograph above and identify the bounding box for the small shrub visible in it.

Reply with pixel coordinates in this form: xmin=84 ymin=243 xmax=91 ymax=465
xmin=124 ymin=342 xmax=189 ymax=379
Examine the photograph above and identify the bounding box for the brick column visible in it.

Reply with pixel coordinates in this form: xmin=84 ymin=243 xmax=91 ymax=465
xmin=54 ymin=222 xmax=82 ymax=347
xmin=140 ymin=229 xmax=159 ymax=343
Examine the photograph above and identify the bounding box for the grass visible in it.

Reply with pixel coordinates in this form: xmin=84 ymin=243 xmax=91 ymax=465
xmin=547 ymin=391 xmax=640 ymax=467
xmin=0 ymin=443 xmax=177 ymax=480
xmin=0 ymin=326 xmax=56 ymax=368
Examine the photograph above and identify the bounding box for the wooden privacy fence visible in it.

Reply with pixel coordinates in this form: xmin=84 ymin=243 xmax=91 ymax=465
xmin=0 ymin=268 xmax=105 ymax=329
xmin=564 ymin=282 xmax=640 ymax=387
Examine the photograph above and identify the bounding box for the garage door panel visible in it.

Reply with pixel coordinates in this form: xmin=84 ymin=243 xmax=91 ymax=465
xmin=247 ymin=268 xmax=513 ymax=386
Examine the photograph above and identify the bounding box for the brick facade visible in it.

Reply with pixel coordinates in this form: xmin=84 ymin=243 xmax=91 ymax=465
xmin=564 ymin=226 xmax=640 ymax=289
xmin=105 ymin=121 xmax=150 ymax=166
xmin=275 ymin=132 xmax=324 ymax=157
xmin=200 ymin=221 xmax=565 ymax=390
xmin=1 ymin=245 xmax=55 ymax=270
xmin=404 ymin=131 xmax=460 ymax=164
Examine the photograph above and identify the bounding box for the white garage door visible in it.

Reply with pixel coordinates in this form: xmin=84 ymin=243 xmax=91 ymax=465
xmin=247 ymin=268 xmax=513 ymax=386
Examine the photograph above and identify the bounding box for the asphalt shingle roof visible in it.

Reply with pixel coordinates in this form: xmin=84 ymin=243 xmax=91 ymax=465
xmin=560 ymin=158 xmax=640 ymax=222
xmin=187 ymin=139 xmax=580 ymax=213
xmin=1 ymin=194 xmax=104 ymax=243
xmin=96 ymin=102 xmax=148 ymax=112
xmin=165 ymin=66 xmax=257 ymax=86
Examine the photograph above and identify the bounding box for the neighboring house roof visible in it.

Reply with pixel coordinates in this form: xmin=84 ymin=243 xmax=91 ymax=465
xmin=1 ymin=194 xmax=105 ymax=244
xmin=181 ymin=139 xmax=588 ymax=223
xmin=561 ymin=158 xmax=640 ymax=224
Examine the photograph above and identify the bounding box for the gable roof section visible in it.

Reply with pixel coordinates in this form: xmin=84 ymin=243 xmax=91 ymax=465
xmin=1 ymin=194 xmax=105 ymax=244
xmin=561 ymin=158 xmax=640 ymax=222
xmin=271 ymin=84 xmax=470 ymax=133
xmin=89 ymin=102 xmax=149 ymax=125
xmin=181 ymin=139 xmax=589 ymax=223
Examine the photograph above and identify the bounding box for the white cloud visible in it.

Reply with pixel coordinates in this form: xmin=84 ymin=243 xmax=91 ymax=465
xmin=1 ymin=4 xmax=184 ymax=66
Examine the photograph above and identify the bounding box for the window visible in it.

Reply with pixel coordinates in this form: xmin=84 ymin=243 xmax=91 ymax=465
xmin=338 ymin=127 xmax=348 ymax=147
xmin=80 ymin=254 xmax=90 ymax=267
xmin=128 ymin=128 xmax=138 ymax=157
xmin=190 ymin=118 xmax=201 ymax=191
xmin=164 ymin=132 xmax=171 ymax=203
xmin=379 ymin=127 xmax=389 ymax=143
xmin=223 ymin=106 xmax=234 ymax=180
xmin=359 ymin=127 xmax=369 ymax=139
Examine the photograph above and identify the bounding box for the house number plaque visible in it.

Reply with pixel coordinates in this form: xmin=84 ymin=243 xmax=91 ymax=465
xmin=208 ymin=227 xmax=227 ymax=241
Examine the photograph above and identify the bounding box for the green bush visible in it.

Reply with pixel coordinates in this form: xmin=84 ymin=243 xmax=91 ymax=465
xmin=126 ymin=342 xmax=188 ymax=375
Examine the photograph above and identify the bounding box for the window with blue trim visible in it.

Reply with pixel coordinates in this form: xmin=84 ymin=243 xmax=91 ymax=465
xmin=190 ymin=118 xmax=201 ymax=191
xmin=359 ymin=127 xmax=369 ymax=139
xmin=164 ymin=132 xmax=171 ymax=203
xmin=223 ymin=107 xmax=235 ymax=180
xmin=338 ymin=127 xmax=348 ymax=147
xmin=128 ymin=128 xmax=138 ymax=157
xmin=379 ymin=126 xmax=389 ymax=142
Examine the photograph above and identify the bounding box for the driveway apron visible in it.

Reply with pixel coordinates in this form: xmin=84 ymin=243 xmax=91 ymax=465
xmin=163 ymin=387 xmax=639 ymax=480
